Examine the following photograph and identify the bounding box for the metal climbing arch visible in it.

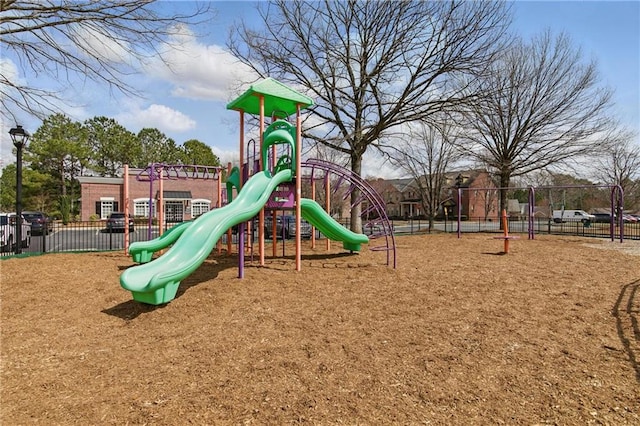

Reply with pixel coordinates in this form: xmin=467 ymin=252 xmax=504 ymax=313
xmin=301 ymin=158 xmax=397 ymax=268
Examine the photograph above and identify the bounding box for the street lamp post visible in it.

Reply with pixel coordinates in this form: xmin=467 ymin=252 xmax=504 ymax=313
xmin=9 ymin=125 xmax=30 ymax=254
xmin=454 ymin=174 xmax=464 ymax=238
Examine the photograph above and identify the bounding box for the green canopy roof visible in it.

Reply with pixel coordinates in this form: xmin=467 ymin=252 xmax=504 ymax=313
xmin=226 ymin=78 xmax=314 ymax=116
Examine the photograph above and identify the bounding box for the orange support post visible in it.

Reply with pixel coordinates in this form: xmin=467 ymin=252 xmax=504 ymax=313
xmin=493 ymin=209 xmax=519 ymax=254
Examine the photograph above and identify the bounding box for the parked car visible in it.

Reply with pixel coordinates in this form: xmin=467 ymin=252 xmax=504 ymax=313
xmin=591 ymin=213 xmax=614 ymax=223
xmin=0 ymin=213 xmax=31 ymax=251
xmin=552 ymin=209 xmax=595 ymax=224
xmin=22 ymin=211 xmax=51 ymax=235
xmin=622 ymin=214 xmax=638 ymax=223
xmin=289 ymin=216 xmax=312 ymax=239
xmin=106 ymin=212 xmax=134 ymax=232
xmin=264 ymin=215 xmax=289 ymax=239
xmin=264 ymin=214 xmax=312 ymax=239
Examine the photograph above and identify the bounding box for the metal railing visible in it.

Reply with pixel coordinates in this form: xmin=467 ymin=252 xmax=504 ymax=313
xmin=447 ymin=216 xmax=639 ymax=241
xmin=361 ymin=216 xmax=640 ymax=240
xmin=2 ymin=216 xmax=638 ymax=258
xmin=0 ymin=221 xmax=157 ymax=257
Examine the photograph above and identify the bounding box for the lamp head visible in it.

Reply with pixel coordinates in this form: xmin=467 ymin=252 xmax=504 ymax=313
xmin=9 ymin=125 xmax=30 ymax=149
xmin=455 ymin=173 xmax=463 ymax=188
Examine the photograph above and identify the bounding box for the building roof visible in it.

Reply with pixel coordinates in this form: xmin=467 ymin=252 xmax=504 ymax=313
xmin=226 ymin=77 xmax=314 ymax=116
xmin=77 ymin=176 xmax=123 ymax=185
xmin=385 ymin=178 xmax=415 ymax=192
xmin=155 ymin=191 xmax=193 ymax=200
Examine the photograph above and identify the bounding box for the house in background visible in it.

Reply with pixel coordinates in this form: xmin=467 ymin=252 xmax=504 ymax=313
xmin=367 ymin=170 xmax=499 ymax=220
xmin=77 ymin=167 xmax=221 ymax=222
xmin=452 ymin=170 xmax=499 ymax=220
xmin=367 ymin=178 xmax=419 ymax=219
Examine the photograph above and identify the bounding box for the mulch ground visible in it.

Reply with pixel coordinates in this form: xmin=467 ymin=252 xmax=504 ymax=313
xmin=1 ymin=233 xmax=639 ymax=425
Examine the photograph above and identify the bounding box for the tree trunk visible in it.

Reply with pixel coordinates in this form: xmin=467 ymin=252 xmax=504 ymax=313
xmin=499 ymin=171 xmax=511 ymax=229
xmin=350 ymin=152 xmax=363 ymax=234
xmin=60 ymin=159 xmax=67 ymax=197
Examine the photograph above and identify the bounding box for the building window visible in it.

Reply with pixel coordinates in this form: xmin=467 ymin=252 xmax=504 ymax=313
xmin=191 ymin=199 xmax=211 ymax=218
xmin=134 ymin=198 xmax=156 ymax=218
xmin=96 ymin=197 xmax=116 ymax=219
xmin=101 ymin=201 xmax=114 ymax=219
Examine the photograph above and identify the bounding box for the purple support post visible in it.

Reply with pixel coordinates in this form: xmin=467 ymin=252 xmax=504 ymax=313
xmin=238 ymin=222 xmax=245 ymax=278
xmin=611 ymin=185 xmax=624 ymax=243
xmin=457 ymin=188 xmax=462 ymax=238
xmin=528 ymin=187 xmax=535 ymax=240
xmin=148 ymin=163 xmax=155 ymax=240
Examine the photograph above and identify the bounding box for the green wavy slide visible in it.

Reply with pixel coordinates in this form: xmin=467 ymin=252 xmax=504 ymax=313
xmin=120 ymin=169 xmax=293 ymax=305
xmin=300 ymin=198 xmax=369 ymax=251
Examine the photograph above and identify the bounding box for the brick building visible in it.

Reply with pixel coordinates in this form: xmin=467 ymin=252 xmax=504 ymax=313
xmin=77 ymin=167 xmax=222 ymax=222
xmin=454 ymin=170 xmax=499 ymax=220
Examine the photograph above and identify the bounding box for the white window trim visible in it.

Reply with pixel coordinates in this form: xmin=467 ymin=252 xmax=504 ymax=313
xmin=191 ymin=198 xmax=211 ymax=204
xmin=190 ymin=199 xmax=211 ymax=218
xmin=133 ymin=198 xmax=156 ymax=218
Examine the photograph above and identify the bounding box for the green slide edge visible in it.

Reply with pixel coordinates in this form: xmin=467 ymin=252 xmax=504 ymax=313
xmin=300 ymin=198 xmax=369 ymax=251
xmin=129 ymin=220 xmax=193 ymax=263
xmin=120 ymin=169 xmax=293 ymax=305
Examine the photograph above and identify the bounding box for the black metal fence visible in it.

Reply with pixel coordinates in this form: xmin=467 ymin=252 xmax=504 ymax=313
xmin=382 ymin=216 xmax=639 ymax=240
xmin=1 ymin=221 xmax=158 ymax=257
xmin=1 ymin=216 xmax=638 ymax=258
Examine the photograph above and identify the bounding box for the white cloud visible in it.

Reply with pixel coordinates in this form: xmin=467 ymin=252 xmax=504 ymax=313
xmin=117 ymin=104 xmax=196 ymax=133
xmin=361 ymin=150 xmax=408 ymax=180
xmin=144 ymin=25 xmax=258 ymax=101
xmin=73 ymin=24 xmax=131 ymax=64
xmin=212 ymin=146 xmax=239 ymax=166
xmin=0 ymin=57 xmax=22 ymax=87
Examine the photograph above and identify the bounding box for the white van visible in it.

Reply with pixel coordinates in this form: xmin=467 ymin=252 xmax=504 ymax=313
xmin=0 ymin=213 xmax=31 ymax=252
xmin=552 ymin=209 xmax=595 ymax=224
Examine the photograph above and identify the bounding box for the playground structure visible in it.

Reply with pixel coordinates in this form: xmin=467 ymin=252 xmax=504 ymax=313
xmin=117 ymin=163 xmax=223 ymax=257
xmin=134 ymin=163 xmax=224 ymax=241
xmin=120 ymin=78 xmax=395 ymax=305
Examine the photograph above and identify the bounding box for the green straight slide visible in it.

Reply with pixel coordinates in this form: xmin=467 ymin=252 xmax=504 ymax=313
xmin=129 ymin=220 xmax=193 ymax=263
xmin=300 ymin=198 xmax=369 ymax=251
xmin=120 ymin=169 xmax=293 ymax=305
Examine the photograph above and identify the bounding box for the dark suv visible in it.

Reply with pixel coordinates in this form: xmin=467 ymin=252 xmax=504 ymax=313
xmin=591 ymin=213 xmax=613 ymax=223
xmin=22 ymin=211 xmax=51 ymax=235
xmin=106 ymin=212 xmax=134 ymax=232
xmin=264 ymin=215 xmax=312 ymax=239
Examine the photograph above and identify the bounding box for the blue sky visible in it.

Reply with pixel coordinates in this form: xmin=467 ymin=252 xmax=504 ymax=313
xmin=1 ymin=1 xmax=638 ymax=178
xmin=513 ymin=1 xmax=639 ymax=139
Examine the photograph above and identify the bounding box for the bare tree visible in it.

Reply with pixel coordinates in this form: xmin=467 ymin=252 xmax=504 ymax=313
xmin=454 ymin=30 xmax=614 ymax=214
xmin=385 ymin=119 xmax=462 ymax=231
xmin=0 ymin=0 xmax=213 ymax=121
xmin=593 ymin=128 xmax=640 ymax=210
xmin=229 ymin=0 xmax=511 ymax=231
